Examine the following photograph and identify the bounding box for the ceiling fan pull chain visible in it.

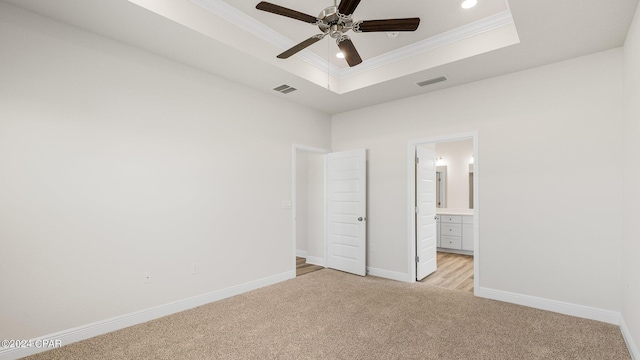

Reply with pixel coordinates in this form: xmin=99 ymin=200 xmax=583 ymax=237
xmin=327 ymin=35 xmax=331 ymax=91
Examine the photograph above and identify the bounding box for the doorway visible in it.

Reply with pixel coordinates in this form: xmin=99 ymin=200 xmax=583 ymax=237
xmin=293 ymin=145 xmax=328 ymax=275
xmin=292 ymin=145 xmax=368 ymax=277
xmin=407 ymin=132 xmax=478 ymax=294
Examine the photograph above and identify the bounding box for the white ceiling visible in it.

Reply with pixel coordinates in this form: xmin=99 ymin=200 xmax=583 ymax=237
xmin=117 ymin=0 xmax=518 ymax=94
xmin=223 ymin=0 xmax=510 ymax=68
xmin=2 ymin=0 xmax=639 ymax=115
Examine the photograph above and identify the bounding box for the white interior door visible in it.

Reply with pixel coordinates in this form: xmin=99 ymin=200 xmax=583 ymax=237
xmin=326 ymin=149 xmax=367 ymax=276
xmin=416 ymin=146 xmax=437 ymax=280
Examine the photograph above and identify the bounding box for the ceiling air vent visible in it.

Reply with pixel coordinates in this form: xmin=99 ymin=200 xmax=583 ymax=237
xmin=273 ymin=84 xmax=297 ymax=94
xmin=417 ymin=76 xmax=448 ymax=87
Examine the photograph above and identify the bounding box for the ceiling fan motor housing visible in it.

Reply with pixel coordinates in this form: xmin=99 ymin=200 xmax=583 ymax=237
xmin=318 ymin=6 xmax=354 ymax=39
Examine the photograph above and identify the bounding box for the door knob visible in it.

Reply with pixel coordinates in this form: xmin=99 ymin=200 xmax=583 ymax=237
xmin=358 ymin=217 xmax=363 ymax=221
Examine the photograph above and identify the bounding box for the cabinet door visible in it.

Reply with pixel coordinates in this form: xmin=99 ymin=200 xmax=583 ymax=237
xmin=462 ymin=224 xmax=474 ymax=251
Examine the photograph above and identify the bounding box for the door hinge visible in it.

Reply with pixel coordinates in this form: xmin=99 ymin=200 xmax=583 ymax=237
xmin=416 ymin=157 xmax=420 ymax=164
xmin=416 ymin=256 xmax=420 ymax=263
xmin=415 ymin=206 xmax=419 ymax=214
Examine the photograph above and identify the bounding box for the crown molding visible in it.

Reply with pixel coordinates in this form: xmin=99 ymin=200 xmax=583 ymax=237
xmin=339 ymin=10 xmax=514 ymax=78
xmin=191 ymin=0 xmax=513 ymax=80
xmin=191 ymin=0 xmax=342 ymax=77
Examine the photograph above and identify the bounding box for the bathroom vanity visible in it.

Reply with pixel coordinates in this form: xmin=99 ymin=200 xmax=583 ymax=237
xmin=437 ymin=210 xmax=474 ymax=255
xmin=431 ymin=139 xmax=475 ymax=255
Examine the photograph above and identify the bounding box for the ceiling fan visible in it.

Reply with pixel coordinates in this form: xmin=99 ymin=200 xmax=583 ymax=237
xmin=256 ymin=0 xmax=420 ymax=67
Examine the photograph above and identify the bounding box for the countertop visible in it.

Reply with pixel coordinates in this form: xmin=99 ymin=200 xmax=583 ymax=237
xmin=436 ymin=208 xmax=474 ymax=216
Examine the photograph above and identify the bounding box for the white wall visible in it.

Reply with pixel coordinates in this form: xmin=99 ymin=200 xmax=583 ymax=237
xmin=296 ymin=152 xmax=309 ymax=254
xmin=0 ymin=3 xmax=331 ymax=341
xmin=305 ymin=153 xmax=325 ymax=261
xmin=295 ymin=151 xmax=324 ymax=259
xmin=332 ymin=48 xmax=625 ymax=312
xmin=622 ymin=2 xmax=640 ymax=356
xmin=435 ymin=139 xmax=473 ymax=209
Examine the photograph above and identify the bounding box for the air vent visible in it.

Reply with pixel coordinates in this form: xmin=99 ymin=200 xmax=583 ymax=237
xmin=273 ymin=84 xmax=297 ymax=94
xmin=417 ymin=76 xmax=448 ymax=87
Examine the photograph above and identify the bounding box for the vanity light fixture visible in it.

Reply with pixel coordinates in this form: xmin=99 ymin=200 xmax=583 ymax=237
xmin=436 ymin=156 xmax=444 ymax=165
xmin=336 ymin=52 xmax=345 ymax=59
xmin=461 ymin=0 xmax=478 ymax=9
xmin=470 ymin=154 xmax=475 ymax=164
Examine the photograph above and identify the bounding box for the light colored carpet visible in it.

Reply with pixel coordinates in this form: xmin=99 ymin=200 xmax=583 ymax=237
xmin=25 ymin=269 xmax=630 ymax=359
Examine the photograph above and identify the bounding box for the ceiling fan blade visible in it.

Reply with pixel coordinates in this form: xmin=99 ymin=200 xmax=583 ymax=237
xmin=336 ymin=36 xmax=362 ymax=67
xmin=256 ymin=2 xmax=318 ymax=24
xmin=354 ymin=18 xmax=421 ymax=32
xmin=277 ymin=35 xmax=324 ymax=59
xmin=337 ymin=0 xmax=362 ymax=16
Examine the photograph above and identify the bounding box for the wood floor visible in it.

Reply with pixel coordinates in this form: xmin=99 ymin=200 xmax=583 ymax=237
xmin=419 ymin=252 xmax=474 ymax=293
xmin=296 ymin=256 xmax=323 ymax=277
xmin=295 ymin=253 xmax=472 ymax=291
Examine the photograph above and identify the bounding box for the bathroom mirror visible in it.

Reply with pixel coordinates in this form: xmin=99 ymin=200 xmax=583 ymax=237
xmin=433 ymin=139 xmax=473 ymax=209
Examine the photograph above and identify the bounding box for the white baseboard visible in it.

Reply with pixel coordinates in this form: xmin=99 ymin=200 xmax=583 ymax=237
xmin=0 ymin=270 xmax=295 ymax=360
xmin=295 ymin=250 xmax=308 ymax=257
xmin=475 ymin=286 xmax=621 ymax=325
xmin=366 ymin=266 xmax=412 ymax=282
xmin=436 ymin=248 xmax=473 ymax=256
xmin=621 ymin=315 xmax=639 ymax=359
xmin=305 ymin=256 xmax=325 ymax=267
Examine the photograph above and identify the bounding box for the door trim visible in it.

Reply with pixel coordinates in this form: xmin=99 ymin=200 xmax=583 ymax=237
xmin=406 ymin=132 xmax=479 ymax=295
xmin=292 ymin=144 xmax=330 ymax=274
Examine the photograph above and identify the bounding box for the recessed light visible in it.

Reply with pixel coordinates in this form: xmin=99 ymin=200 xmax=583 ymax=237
xmin=461 ymin=0 xmax=477 ymax=9
xmin=336 ymin=52 xmax=345 ymax=59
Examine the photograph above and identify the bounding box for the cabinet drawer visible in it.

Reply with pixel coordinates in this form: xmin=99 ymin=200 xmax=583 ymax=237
xmin=440 ymin=215 xmax=461 ymax=223
xmin=440 ymin=223 xmax=462 ymax=236
xmin=440 ymin=235 xmax=462 ymax=249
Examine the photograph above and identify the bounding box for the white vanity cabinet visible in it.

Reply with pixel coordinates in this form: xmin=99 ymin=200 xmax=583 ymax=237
xmin=437 ymin=213 xmax=474 ymax=254
xmin=462 ymin=216 xmax=474 ymax=251
xmin=439 ymin=215 xmax=462 ymax=249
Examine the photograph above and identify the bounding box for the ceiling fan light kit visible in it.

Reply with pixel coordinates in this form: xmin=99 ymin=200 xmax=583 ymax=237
xmin=256 ymin=0 xmax=421 ymax=67
xmin=461 ymin=0 xmax=478 ymax=10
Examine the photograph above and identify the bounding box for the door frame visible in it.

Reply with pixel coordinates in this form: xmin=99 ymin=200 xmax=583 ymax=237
xmin=406 ymin=132 xmax=479 ymax=295
xmin=292 ymin=144 xmax=330 ymax=275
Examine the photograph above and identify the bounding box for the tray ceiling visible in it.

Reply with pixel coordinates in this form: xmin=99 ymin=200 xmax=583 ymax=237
xmin=127 ymin=0 xmax=519 ymax=93
xmin=2 ymin=0 xmax=638 ymax=114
